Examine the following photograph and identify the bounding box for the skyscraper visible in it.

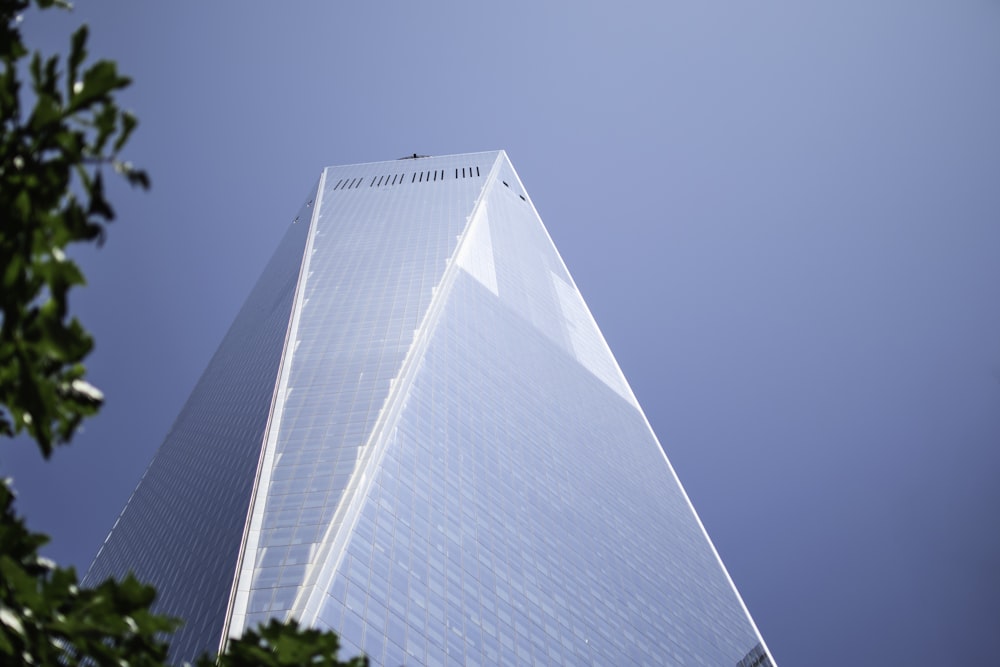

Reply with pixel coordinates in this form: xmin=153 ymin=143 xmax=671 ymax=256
xmin=86 ymin=151 xmax=774 ymax=665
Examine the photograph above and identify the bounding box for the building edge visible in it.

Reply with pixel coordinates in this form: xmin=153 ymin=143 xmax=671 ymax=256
xmin=218 ymin=174 xmax=327 ymax=653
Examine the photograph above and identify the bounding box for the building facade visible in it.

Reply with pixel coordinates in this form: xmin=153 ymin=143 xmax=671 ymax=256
xmin=86 ymin=151 xmax=774 ymax=665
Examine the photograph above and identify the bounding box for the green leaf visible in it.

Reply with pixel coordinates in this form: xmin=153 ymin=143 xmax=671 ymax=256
xmin=68 ymin=25 xmax=88 ymax=93
xmin=69 ymin=61 xmax=129 ymax=111
xmin=28 ymin=92 xmax=61 ymax=131
xmin=212 ymin=619 xmax=368 ymax=667
xmin=115 ymin=160 xmax=150 ymax=190
xmin=85 ymin=171 xmax=114 ymax=220
xmin=92 ymin=103 xmax=116 ymax=153
xmin=113 ymin=110 xmax=138 ymax=152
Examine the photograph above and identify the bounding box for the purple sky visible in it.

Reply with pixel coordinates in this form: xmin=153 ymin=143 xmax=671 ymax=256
xmin=5 ymin=2 xmax=1000 ymax=664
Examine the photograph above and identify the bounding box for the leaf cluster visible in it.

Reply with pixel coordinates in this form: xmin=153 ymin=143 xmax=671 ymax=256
xmin=200 ymin=619 xmax=369 ymax=667
xmin=0 ymin=489 xmax=371 ymax=667
xmin=0 ymin=6 xmax=370 ymax=666
xmin=0 ymin=0 xmax=149 ymax=456
xmin=0 ymin=478 xmax=177 ymax=665
xmin=1 ymin=479 xmax=368 ymax=666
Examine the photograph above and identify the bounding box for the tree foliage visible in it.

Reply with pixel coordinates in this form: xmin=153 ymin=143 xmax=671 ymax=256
xmin=1 ymin=477 xmax=369 ymax=666
xmin=204 ymin=620 xmax=368 ymax=667
xmin=1 ymin=0 xmax=147 ymax=458
xmin=0 ymin=478 xmax=177 ymax=665
xmin=0 ymin=3 xmax=366 ymax=665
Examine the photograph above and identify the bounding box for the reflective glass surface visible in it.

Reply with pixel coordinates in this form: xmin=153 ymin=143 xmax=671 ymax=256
xmin=232 ymin=153 xmax=504 ymax=633
xmin=89 ymin=152 xmax=773 ymax=666
xmin=316 ymin=271 xmax=763 ymax=664
xmin=83 ymin=189 xmax=315 ymax=661
xmin=291 ymin=154 xmax=768 ymax=664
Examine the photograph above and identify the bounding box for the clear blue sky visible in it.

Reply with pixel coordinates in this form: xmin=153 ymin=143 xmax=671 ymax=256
xmin=5 ymin=2 xmax=1000 ymax=664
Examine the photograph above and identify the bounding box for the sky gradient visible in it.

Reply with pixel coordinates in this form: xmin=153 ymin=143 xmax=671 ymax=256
xmin=5 ymin=2 xmax=1000 ymax=665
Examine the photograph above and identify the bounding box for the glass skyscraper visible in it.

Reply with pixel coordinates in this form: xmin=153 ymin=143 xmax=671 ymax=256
xmin=85 ymin=151 xmax=775 ymax=666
